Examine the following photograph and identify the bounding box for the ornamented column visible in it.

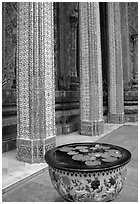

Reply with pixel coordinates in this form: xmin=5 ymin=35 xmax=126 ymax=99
xmin=16 ymin=2 xmax=56 ymax=163
xmin=120 ymin=3 xmax=132 ymax=84
xmin=79 ymin=3 xmax=104 ymax=136
xmin=133 ymin=34 xmax=138 ymax=80
xmin=107 ymin=3 xmax=124 ymax=123
xmin=54 ymin=2 xmax=59 ymax=90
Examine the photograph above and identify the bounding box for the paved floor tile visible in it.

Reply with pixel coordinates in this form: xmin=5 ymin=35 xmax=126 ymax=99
xmin=2 ymin=125 xmax=138 ymax=202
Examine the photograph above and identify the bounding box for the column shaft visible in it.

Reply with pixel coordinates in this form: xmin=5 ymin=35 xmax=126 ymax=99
xmin=133 ymin=35 xmax=138 ymax=79
xmin=79 ymin=3 xmax=104 ymax=136
xmin=16 ymin=2 xmax=56 ymax=163
xmin=107 ymin=3 xmax=124 ymax=123
xmin=120 ymin=3 xmax=131 ymax=84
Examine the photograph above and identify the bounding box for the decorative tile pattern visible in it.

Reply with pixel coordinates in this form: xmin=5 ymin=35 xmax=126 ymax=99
xmin=43 ymin=2 xmax=55 ymax=138
xmin=107 ymin=3 xmax=117 ymax=114
xmin=17 ymin=137 xmax=56 ymax=163
xmin=18 ymin=2 xmax=30 ymax=139
xmin=2 ymin=3 xmax=17 ymax=93
xmin=120 ymin=3 xmax=131 ymax=84
xmin=108 ymin=114 xmax=124 ymax=124
xmin=81 ymin=121 xmax=104 ymax=136
xmin=79 ymin=3 xmax=104 ymax=136
xmin=49 ymin=165 xmax=127 ymax=202
xmin=16 ymin=2 xmax=56 ymax=163
xmin=2 ymin=89 xmax=16 ymax=104
xmin=128 ymin=3 xmax=138 ymax=82
xmin=54 ymin=3 xmax=59 ymax=90
xmin=107 ymin=3 xmax=124 ymax=123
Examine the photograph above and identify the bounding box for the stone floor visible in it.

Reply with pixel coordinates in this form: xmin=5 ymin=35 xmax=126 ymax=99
xmin=2 ymin=122 xmax=138 ymax=202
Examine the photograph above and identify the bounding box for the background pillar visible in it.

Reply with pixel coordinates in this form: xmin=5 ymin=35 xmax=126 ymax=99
xmin=133 ymin=35 xmax=138 ymax=80
xmin=16 ymin=2 xmax=56 ymax=163
xmin=107 ymin=3 xmax=124 ymax=123
xmin=120 ymin=2 xmax=132 ymax=85
xmin=79 ymin=2 xmax=104 ymax=136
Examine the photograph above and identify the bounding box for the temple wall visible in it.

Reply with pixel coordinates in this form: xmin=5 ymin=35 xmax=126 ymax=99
xmin=128 ymin=2 xmax=138 ymax=34
xmin=123 ymin=2 xmax=138 ymax=122
xmin=2 ymin=3 xmax=17 ymax=152
xmin=2 ymin=3 xmax=17 ymax=104
xmin=55 ymin=3 xmax=80 ymax=135
xmin=128 ymin=2 xmax=138 ymax=81
xmin=57 ymin=2 xmax=79 ymax=90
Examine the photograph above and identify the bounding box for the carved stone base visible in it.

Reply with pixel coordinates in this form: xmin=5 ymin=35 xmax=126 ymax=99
xmin=80 ymin=120 xmax=104 ymax=136
xmin=16 ymin=137 xmax=56 ymax=163
xmin=108 ymin=113 xmax=125 ymax=124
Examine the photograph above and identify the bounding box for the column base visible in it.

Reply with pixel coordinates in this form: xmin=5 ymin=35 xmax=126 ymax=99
xmin=16 ymin=136 xmax=56 ymax=163
xmin=80 ymin=120 xmax=104 ymax=136
xmin=108 ymin=113 xmax=125 ymax=124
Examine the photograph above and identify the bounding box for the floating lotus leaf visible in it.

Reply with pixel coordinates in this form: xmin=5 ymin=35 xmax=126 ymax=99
xmin=94 ymin=153 xmax=101 ymax=158
xmin=101 ymin=153 xmax=111 ymax=158
xmin=64 ymin=145 xmax=122 ymax=164
xmin=67 ymin=151 xmax=79 ymax=155
xmin=109 ymin=152 xmax=119 ymax=157
xmin=85 ymin=160 xmax=101 ymax=166
xmin=75 ymin=146 xmax=88 ymax=150
xmin=104 ymin=150 xmax=122 ymax=158
xmin=88 ymin=152 xmax=96 ymax=157
xmin=114 ymin=151 xmax=122 ymax=158
xmin=72 ymin=154 xmax=84 ymax=161
xmin=89 ymin=156 xmax=96 ymax=160
xmin=79 ymin=149 xmax=89 ymax=153
xmin=89 ymin=147 xmax=97 ymax=151
xmin=80 ymin=155 xmax=92 ymax=161
xmin=99 ymin=145 xmax=110 ymax=150
xmin=96 ymin=152 xmax=108 ymax=157
xmin=102 ymin=156 xmax=118 ymax=162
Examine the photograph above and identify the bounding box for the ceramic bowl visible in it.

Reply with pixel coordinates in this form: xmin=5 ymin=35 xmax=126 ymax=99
xmin=45 ymin=143 xmax=131 ymax=202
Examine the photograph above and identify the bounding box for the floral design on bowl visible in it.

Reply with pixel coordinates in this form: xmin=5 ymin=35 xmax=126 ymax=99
xmin=45 ymin=142 xmax=131 ymax=202
xmin=49 ymin=165 xmax=127 ymax=202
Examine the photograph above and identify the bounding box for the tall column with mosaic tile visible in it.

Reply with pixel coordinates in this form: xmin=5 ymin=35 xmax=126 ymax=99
xmin=120 ymin=3 xmax=132 ymax=85
xmin=107 ymin=3 xmax=124 ymax=123
xmin=79 ymin=3 xmax=104 ymax=136
xmin=16 ymin=2 xmax=56 ymax=163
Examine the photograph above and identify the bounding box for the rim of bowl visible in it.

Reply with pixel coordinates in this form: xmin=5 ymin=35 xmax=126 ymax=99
xmin=45 ymin=142 xmax=132 ymax=172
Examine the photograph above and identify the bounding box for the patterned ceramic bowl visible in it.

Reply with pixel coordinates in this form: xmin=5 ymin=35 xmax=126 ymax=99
xmin=45 ymin=143 xmax=131 ymax=202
